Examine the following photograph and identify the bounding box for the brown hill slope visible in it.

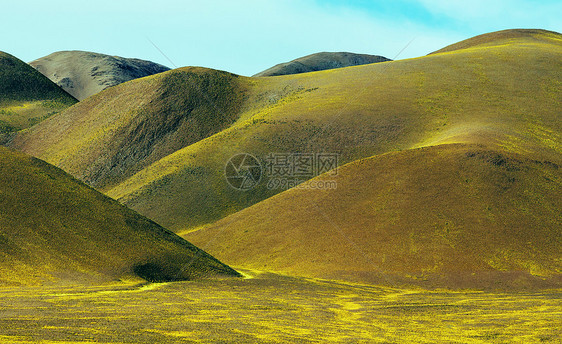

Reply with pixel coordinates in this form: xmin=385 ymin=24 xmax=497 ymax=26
xmin=186 ymin=144 xmax=562 ymax=289
xmin=30 ymin=51 xmax=170 ymax=100
xmin=0 ymin=147 xmax=238 ymax=286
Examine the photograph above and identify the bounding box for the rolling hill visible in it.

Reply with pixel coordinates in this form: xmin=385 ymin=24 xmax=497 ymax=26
xmin=430 ymin=28 xmax=562 ymax=54
xmin=0 ymin=146 xmax=238 ymax=286
xmin=0 ymin=52 xmax=76 ymax=136
xmin=253 ymin=51 xmax=391 ymax=76
xmin=186 ymin=143 xmax=561 ymax=289
xmin=109 ymin=28 xmax=561 ymax=233
xmin=6 ymin=29 xmax=561 ymax=239
xmin=30 ymin=51 xmax=170 ymax=100
xmin=8 ymin=67 xmax=250 ymax=190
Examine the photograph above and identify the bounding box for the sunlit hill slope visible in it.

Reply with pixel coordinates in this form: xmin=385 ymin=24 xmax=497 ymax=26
xmin=0 ymin=52 xmax=76 ymax=135
xmin=116 ymin=29 xmax=560 ymax=233
xmin=187 ymin=143 xmax=561 ymax=289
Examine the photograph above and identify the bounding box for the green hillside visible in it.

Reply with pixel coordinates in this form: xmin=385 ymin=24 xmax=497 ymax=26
xmin=186 ymin=144 xmax=561 ymax=289
xmin=110 ymin=29 xmax=561 ymax=233
xmin=0 ymin=146 xmax=238 ymax=286
xmin=0 ymin=52 xmax=76 ymax=134
xmin=6 ymin=29 xmax=562 ymax=237
xmin=430 ymin=28 xmax=562 ymax=54
xmin=9 ymin=67 xmax=249 ymax=189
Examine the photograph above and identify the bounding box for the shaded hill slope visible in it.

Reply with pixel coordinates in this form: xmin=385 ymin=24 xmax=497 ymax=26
xmin=0 ymin=52 xmax=76 ymax=135
xmin=186 ymin=144 xmax=562 ymax=289
xmin=30 ymin=51 xmax=170 ymax=100
xmin=0 ymin=147 xmax=238 ymax=286
xmin=9 ymin=67 xmax=249 ymax=190
xmin=253 ymin=52 xmax=391 ymax=77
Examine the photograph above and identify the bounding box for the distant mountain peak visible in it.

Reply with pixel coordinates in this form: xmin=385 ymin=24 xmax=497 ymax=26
xmin=253 ymin=51 xmax=391 ymax=77
xmin=30 ymin=51 xmax=170 ymax=100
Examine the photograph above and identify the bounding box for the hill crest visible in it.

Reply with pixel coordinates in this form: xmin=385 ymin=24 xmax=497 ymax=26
xmin=430 ymin=28 xmax=562 ymax=54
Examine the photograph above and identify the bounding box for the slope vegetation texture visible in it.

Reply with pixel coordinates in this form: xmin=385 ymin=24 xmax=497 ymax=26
xmin=0 ymin=147 xmax=238 ymax=286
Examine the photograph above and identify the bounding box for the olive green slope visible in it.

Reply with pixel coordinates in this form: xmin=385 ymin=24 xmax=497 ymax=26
xmin=0 ymin=52 xmax=76 ymax=135
xmin=107 ymin=29 xmax=561 ymax=233
xmin=0 ymin=147 xmax=238 ymax=286
xmin=186 ymin=144 xmax=562 ymax=289
xmin=430 ymin=28 xmax=562 ymax=54
xmin=6 ymin=30 xmax=561 ymax=235
xmin=9 ymin=67 xmax=249 ymax=190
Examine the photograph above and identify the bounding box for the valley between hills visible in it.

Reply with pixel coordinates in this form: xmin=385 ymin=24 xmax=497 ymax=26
xmin=0 ymin=28 xmax=560 ymax=343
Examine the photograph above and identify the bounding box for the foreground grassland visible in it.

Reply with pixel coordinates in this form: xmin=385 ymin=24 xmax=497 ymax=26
xmin=0 ymin=271 xmax=560 ymax=344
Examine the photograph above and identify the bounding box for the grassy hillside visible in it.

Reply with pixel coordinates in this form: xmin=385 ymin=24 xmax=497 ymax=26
xmin=0 ymin=52 xmax=76 ymax=135
xmin=108 ymin=29 xmax=561 ymax=233
xmin=186 ymin=144 xmax=561 ymax=289
xmin=0 ymin=146 xmax=238 ymax=286
xmin=30 ymin=51 xmax=170 ymax=100
xmin=10 ymin=67 xmax=250 ymax=189
xmin=430 ymin=28 xmax=562 ymax=54
xmin=7 ymin=29 xmax=561 ymax=235
xmin=253 ymin=51 xmax=391 ymax=76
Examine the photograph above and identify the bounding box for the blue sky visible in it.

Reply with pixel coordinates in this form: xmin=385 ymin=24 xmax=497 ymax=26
xmin=1 ymin=0 xmax=560 ymax=76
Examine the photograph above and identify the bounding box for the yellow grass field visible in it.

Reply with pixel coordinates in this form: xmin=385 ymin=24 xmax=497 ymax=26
xmin=0 ymin=271 xmax=560 ymax=343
